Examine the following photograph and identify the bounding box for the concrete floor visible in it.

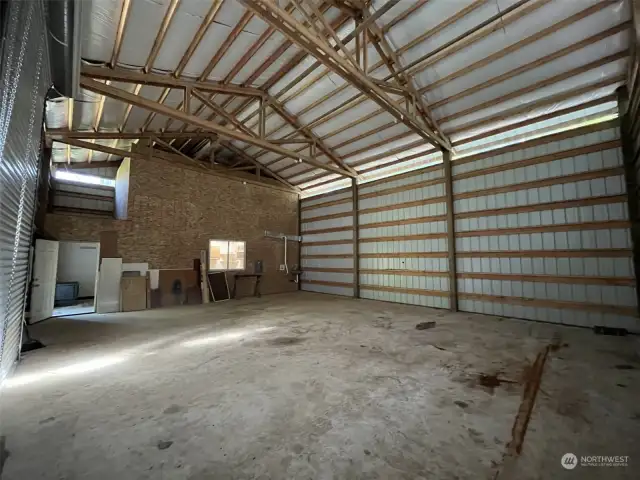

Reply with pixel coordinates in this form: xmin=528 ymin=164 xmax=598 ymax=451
xmin=1 ymin=292 xmax=638 ymax=479
xmin=52 ymin=300 xmax=95 ymax=317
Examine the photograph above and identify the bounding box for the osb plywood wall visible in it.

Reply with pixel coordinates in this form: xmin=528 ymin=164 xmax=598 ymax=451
xmin=45 ymin=155 xmax=300 ymax=296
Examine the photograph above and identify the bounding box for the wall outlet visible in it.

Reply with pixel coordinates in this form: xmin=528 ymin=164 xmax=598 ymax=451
xmin=279 ymin=264 xmax=286 ymax=271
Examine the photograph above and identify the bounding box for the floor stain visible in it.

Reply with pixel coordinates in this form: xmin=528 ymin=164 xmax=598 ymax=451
xmin=415 ymin=321 xmax=436 ymax=330
xmin=157 ymin=440 xmax=173 ymax=450
xmin=269 ymin=337 xmax=305 ymax=346
xmin=614 ymin=364 xmax=635 ymax=370
xmin=39 ymin=416 xmax=56 ymax=425
xmin=163 ymin=404 xmax=183 ymax=414
xmin=454 ymin=400 xmax=469 ymax=409
xmin=478 ymin=374 xmax=504 ymax=390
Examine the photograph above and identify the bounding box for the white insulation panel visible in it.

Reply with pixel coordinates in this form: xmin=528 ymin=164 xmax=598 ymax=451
xmin=301 ymin=188 xmax=355 ymax=297
xmin=452 ymin=121 xmax=639 ymax=331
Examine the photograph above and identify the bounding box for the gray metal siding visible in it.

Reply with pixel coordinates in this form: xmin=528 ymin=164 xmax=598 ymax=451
xmin=299 ymin=120 xmax=637 ymax=332
xmin=0 ymin=0 xmax=50 ymax=380
xmin=358 ymin=164 xmax=451 ymax=309
xmin=300 ymin=187 xmax=354 ymax=297
xmin=51 ymin=181 xmax=115 ymax=215
xmin=452 ymin=121 xmax=639 ymax=332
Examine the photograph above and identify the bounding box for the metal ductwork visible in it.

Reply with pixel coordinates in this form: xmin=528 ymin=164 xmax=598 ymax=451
xmin=46 ymin=0 xmax=82 ymax=99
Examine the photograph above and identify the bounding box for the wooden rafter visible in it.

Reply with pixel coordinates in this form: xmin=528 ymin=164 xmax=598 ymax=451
xmin=81 ymin=66 xmax=264 ymax=97
xmin=80 ymin=77 xmax=355 ymax=178
xmin=179 ymin=3 xmax=347 ymax=158
xmin=110 ymin=0 xmax=132 ymax=67
xmin=53 ymin=138 xmax=298 ymax=193
xmin=359 ymin=3 xmax=446 ymax=145
xmin=47 ymin=131 xmax=209 ymax=140
xmin=262 ymin=0 xmax=618 ymax=154
xmin=261 ymin=0 xmax=545 ymax=145
xmin=240 ymin=0 xmax=449 ymax=150
xmin=264 ymin=96 xmax=358 ymax=176
xmin=144 ymin=0 xmax=180 ymax=73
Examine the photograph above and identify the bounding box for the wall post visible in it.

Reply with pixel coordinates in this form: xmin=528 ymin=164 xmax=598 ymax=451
xmin=442 ymin=149 xmax=458 ymax=312
xmin=352 ymin=178 xmax=360 ymax=298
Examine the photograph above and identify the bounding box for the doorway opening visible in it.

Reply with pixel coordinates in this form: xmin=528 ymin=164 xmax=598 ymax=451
xmin=53 ymin=241 xmax=100 ymax=317
xmin=29 ymin=239 xmax=101 ymax=323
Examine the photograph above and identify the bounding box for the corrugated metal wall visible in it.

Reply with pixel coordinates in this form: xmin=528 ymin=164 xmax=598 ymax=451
xmin=0 ymin=0 xmax=50 ymax=379
xmin=300 ymin=188 xmax=355 ymax=297
xmin=299 ymin=119 xmax=639 ymax=332
xmin=357 ymin=156 xmax=450 ymax=308
xmin=453 ymin=120 xmax=637 ymax=331
xmin=51 ymin=181 xmax=115 ymax=217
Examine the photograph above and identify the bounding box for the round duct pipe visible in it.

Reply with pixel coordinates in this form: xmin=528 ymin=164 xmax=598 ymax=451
xmin=46 ymin=0 xmax=82 ymax=99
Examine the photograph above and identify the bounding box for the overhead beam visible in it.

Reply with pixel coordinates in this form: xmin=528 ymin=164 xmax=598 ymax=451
xmin=240 ymin=0 xmax=449 ymax=151
xmin=46 ymin=131 xmax=208 ymax=140
xmin=361 ymin=6 xmax=448 ymax=146
xmin=348 ymin=0 xmax=400 ymax=43
xmin=53 ymin=137 xmax=144 ymax=160
xmin=80 ymin=77 xmax=355 ymax=178
xmin=267 ymin=96 xmax=359 ymax=176
xmin=222 ymin=141 xmax=300 ymax=191
xmin=52 ymin=160 xmax=123 ymax=169
xmin=81 ymin=65 xmax=264 ymax=97
xmin=192 ymin=89 xmax=258 ymax=138
xmin=53 ymin=138 xmax=299 ymax=193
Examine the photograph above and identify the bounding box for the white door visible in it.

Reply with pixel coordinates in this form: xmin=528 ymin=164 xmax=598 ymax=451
xmin=30 ymin=239 xmax=59 ymax=323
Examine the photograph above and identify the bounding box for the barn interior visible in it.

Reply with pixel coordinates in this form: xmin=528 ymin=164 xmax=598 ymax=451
xmin=0 ymin=0 xmax=639 ymax=478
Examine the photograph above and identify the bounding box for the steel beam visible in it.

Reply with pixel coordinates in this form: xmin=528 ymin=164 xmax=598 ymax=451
xmin=80 ymin=77 xmax=355 ymax=178
xmin=240 ymin=0 xmax=449 ymax=150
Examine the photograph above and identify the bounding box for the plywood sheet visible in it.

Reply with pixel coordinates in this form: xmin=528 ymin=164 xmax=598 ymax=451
xmin=96 ymin=258 xmax=122 ymax=313
xmin=100 ymin=231 xmax=118 ymax=259
xmin=120 ymin=276 xmax=147 ymax=312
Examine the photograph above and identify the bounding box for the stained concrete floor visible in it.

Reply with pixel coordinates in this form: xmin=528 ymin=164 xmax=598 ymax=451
xmin=1 ymin=292 xmax=639 ymax=479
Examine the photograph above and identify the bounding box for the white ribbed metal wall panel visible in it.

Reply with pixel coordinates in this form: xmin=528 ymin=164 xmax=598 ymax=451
xmin=357 ymin=165 xmax=450 ymax=309
xmin=300 ymin=187 xmax=354 ymax=296
xmin=452 ymin=120 xmax=639 ymax=332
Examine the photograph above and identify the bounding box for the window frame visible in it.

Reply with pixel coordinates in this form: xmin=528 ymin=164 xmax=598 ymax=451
xmin=208 ymin=239 xmax=246 ymax=272
xmin=53 ymin=170 xmax=116 ymax=188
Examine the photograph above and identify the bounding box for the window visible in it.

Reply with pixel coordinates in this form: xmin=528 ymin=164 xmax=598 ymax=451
xmin=209 ymin=240 xmax=246 ymax=271
xmin=54 ymin=170 xmax=116 ymax=188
